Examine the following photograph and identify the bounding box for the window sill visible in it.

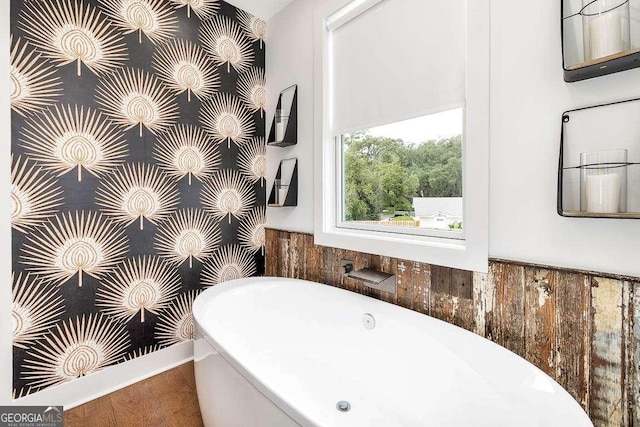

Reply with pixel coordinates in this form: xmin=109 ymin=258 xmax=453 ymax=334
xmin=314 ymin=225 xmax=486 ymax=273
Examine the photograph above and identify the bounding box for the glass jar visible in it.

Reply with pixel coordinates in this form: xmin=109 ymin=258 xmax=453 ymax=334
xmin=275 ymin=109 xmax=289 ymax=142
xmin=582 ymin=0 xmax=630 ymax=61
xmin=580 ymin=149 xmax=628 ymax=213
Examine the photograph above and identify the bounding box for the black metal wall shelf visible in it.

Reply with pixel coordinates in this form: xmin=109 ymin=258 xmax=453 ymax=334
xmin=268 ymin=158 xmax=298 ymax=207
xmin=563 ymin=49 xmax=640 ymax=82
xmin=558 ymin=97 xmax=640 ymax=218
xmin=267 ymin=84 xmax=297 ymax=147
xmin=562 ymin=0 xmax=640 ymax=82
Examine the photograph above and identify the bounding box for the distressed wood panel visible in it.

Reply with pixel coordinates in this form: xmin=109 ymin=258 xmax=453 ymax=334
xmin=411 ymin=261 xmax=431 ymax=315
xmin=428 ymin=265 xmax=451 ymax=323
xmin=554 ymin=272 xmax=591 ymax=410
xmin=622 ymin=281 xmax=633 ymax=427
xmin=395 ymin=260 xmax=430 ymax=313
xmin=430 ymin=292 xmax=454 ymax=324
xmin=303 ymin=234 xmax=323 ymax=283
xmin=451 ymin=269 xmax=475 ymax=330
xmin=492 ymin=262 xmax=526 ymax=358
xmin=430 ymin=266 xmax=474 ymax=330
xmin=431 ymin=266 xmax=451 ymax=294
xmin=523 ymin=268 xmax=556 ymax=377
xmin=451 ymin=268 xmax=474 ymax=300
xmin=395 ymin=259 xmax=414 ymax=310
xmin=265 ymin=229 xmax=640 ymax=427
xmin=321 ymin=246 xmax=340 ymax=287
xmin=486 ymin=262 xmax=505 ymax=342
xmin=633 ymin=283 xmax=640 ymax=426
xmin=590 ymin=277 xmax=624 ymax=426
xmin=473 ymin=272 xmax=492 ymax=337
xmin=265 ymin=229 xmax=278 ymax=277
xmin=277 ymin=230 xmax=291 ymax=278
xmin=289 ymin=232 xmax=304 ymax=279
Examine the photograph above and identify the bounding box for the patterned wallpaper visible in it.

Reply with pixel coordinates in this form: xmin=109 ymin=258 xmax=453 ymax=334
xmin=10 ymin=0 xmax=266 ymax=398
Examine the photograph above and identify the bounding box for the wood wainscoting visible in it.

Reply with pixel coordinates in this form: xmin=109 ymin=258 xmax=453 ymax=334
xmin=266 ymin=228 xmax=640 ymax=427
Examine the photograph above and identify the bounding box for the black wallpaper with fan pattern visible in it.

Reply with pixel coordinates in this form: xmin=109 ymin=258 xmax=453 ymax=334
xmin=9 ymin=0 xmax=266 ymax=398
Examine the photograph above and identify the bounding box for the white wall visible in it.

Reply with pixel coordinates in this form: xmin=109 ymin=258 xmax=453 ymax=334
xmin=266 ymin=0 xmax=317 ymax=233
xmin=490 ymin=0 xmax=640 ymax=277
xmin=266 ymin=0 xmax=640 ymax=277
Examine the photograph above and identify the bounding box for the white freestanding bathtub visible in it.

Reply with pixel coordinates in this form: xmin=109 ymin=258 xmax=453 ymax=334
xmin=193 ymin=277 xmax=593 ymax=427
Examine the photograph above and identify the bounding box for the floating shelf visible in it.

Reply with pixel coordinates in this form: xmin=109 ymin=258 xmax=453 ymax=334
xmin=267 ymin=84 xmax=297 ymax=147
xmin=558 ymin=98 xmax=640 ymax=218
xmin=562 ymin=0 xmax=640 ymax=82
xmin=268 ymin=158 xmax=298 ymax=207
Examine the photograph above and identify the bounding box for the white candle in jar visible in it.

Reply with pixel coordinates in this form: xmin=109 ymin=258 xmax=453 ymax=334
xmin=585 ymin=173 xmax=621 ymax=213
xmin=275 ymin=122 xmax=285 ymax=142
xmin=589 ymin=11 xmax=623 ymax=60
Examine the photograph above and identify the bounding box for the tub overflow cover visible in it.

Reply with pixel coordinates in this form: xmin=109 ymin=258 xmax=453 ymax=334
xmin=336 ymin=401 xmax=351 ymax=412
xmin=362 ymin=313 xmax=375 ymax=329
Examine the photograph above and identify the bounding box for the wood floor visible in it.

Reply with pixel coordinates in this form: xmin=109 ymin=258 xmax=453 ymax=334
xmin=64 ymin=362 xmax=204 ymax=427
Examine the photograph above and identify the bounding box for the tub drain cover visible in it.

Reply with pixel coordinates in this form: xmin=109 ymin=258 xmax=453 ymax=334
xmin=336 ymin=401 xmax=351 ymax=412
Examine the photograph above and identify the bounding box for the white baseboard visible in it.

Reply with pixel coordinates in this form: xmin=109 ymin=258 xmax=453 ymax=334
xmin=10 ymin=341 xmax=194 ymax=410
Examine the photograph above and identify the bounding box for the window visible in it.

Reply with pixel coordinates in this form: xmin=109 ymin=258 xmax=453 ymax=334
xmin=339 ymin=108 xmax=464 ymax=239
xmin=313 ymin=0 xmax=489 ymax=272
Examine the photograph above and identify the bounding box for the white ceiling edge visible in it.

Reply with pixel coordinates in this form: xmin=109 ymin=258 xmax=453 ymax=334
xmin=224 ymin=0 xmax=295 ymax=20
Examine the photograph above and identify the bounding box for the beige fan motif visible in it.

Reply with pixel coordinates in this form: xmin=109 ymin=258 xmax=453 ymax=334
xmin=21 ymin=211 xmax=129 ymax=288
xmin=11 ymin=155 xmax=64 ymax=233
xmin=99 ymin=0 xmax=178 ymax=44
xmin=123 ymin=344 xmax=162 ymax=361
xmin=153 ymin=39 xmax=219 ymax=102
xmin=155 ymin=208 xmax=221 ymax=268
xmin=20 ymin=104 xmax=128 ymax=182
xmin=22 ymin=314 xmax=129 ymax=389
xmin=169 ymin=0 xmax=219 ymax=19
xmin=19 ymin=0 xmax=128 ymax=76
xmin=237 ymin=10 xmax=266 ymax=49
xmin=238 ymin=137 xmax=266 ymax=186
xmin=154 ymin=125 xmax=220 ymax=185
xmin=97 ymin=256 xmax=181 ymax=323
xmin=200 ymin=93 xmax=254 ymax=149
xmin=201 ymin=245 xmax=257 ymax=286
xmin=200 ymin=15 xmax=254 ymax=73
xmin=13 ymin=387 xmax=33 ymax=400
xmin=12 ymin=272 xmax=65 ymax=349
xmin=237 ymin=67 xmax=266 ymax=117
xmin=201 ymin=170 xmax=256 ymax=224
xmin=96 ymin=163 xmax=179 ymax=230
xmin=238 ymin=207 xmax=266 ymax=255
xmin=96 ymin=68 xmax=179 ymax=137
xmin=10 ymin=37 xmax=62 ymax=116
xmin=155 ymin=290 xmax=200 ymax=347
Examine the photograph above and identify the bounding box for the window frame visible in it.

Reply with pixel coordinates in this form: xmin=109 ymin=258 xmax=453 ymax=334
xmin=313 ymin=0 xmax=490 ymax=273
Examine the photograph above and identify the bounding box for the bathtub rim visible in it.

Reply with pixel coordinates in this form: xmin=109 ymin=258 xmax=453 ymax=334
xmin=194 ymin=278 xmax=320 ymax=426
xmin=192 ymin=277 xmax=593 ymax=427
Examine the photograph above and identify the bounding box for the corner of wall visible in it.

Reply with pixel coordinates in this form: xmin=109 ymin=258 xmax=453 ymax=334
xmin=1 ymin=0 xmax=12 ymax=406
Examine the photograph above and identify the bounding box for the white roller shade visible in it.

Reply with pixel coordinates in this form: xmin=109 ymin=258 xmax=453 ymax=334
xmin=330 ymin=0 xmax=466 ymax=135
